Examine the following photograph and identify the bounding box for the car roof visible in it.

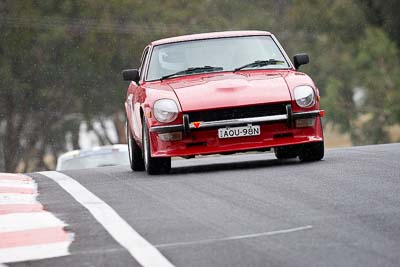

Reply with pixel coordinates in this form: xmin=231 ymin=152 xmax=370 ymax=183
xmin=56 ymin=144 xmax=129 ymax=171
xmin=151 ymin=30 xmax=271 ymax=46
xmin=57 ymin=144 xmax=128 ymax=161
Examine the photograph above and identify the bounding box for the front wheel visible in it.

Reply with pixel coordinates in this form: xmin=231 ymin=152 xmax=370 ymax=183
xmin=127 ymin=122 xmax=145 ymax=171
xmin=298 ymin=141 xmax=324 ymax=162
xmin=142 ymin=118 xmax=171 ymax=175
xmin=274 ymin=145 xmax=300 ymax=159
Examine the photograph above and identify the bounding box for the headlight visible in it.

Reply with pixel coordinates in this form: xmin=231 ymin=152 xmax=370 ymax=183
xmin=153 ymin=99 xmax=179 ymax=123
xmin=294 ymin=85 xmax=315 ymax=108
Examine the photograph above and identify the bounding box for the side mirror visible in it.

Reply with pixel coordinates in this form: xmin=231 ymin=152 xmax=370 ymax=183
xmin=293 ymin=53 xmax=309 ymax=70
xmin=122 ymin=69 xmax=140 ymax=83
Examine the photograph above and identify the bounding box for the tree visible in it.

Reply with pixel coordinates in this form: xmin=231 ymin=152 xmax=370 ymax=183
xmin=0 ymin=0 xmax=282 ymax=172
xmin=352 ymin=27 xmax=400 ymax=144
xmin=287 ymin=0 xmax=400 ymax=144
xmin=358 ymin=0 xmax=400 ymax=48
xmin=2 ymin=0 xmax=400 ymax=171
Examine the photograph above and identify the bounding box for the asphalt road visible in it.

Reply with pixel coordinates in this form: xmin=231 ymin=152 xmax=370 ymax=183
xmin=12 ymin=143 xmax=400 ymax=267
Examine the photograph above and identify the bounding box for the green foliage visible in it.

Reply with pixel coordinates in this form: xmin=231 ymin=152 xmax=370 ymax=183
xmin=358 ymin=0 xmax=400 ymax=47
xmin=352 ymin=27 xmax=400 ymax=144
xmin=0 ymin=0 xmax=281 ymax=171
xmin=288 ymin=0 xmax=400 ymax=145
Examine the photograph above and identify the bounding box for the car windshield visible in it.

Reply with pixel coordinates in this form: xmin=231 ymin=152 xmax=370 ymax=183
xmin=58 ymin=151 xmax=129 ymax=171
xmin=146 ymin=35 xmax=290 ymax=81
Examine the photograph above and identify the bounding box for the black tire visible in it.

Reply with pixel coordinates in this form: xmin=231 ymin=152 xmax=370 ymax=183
xmin=142 ymin=118 xmax=171 ymax=175
xmin=274 ymin=145 xmax=299 ymax=159
xmin=298 ymin=141 xmax=324 ymax=162
xmin=127 ymin=122 xmax=145 ymax=171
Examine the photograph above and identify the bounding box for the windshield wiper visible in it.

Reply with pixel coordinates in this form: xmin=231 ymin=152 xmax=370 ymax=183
xmin=233 ymin=59 xmax=285 ymax=72
xmin=160 ymin=66 xmax=223 ymax=80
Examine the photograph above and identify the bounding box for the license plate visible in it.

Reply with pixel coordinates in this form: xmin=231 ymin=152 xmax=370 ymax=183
xmin=218 ymin=125 xmax=260 ymax=139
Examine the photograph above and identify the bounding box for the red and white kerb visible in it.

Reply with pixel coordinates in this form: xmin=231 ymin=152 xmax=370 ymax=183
xmin=0 ymin=173 xmax=73 ymax=264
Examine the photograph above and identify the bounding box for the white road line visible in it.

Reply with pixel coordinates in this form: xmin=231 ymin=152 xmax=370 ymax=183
xmin=39 ymin=171 xmax=174 ymax=267
xmin=0 ymin=212 xmax=66 ymax=233
xmin=0 ymin=194 xmax=37 ymax=205
xmin=155 ymin=225 xmax=313 ymax=248
xmin=0 ymin=242 xmax=71 ymax=263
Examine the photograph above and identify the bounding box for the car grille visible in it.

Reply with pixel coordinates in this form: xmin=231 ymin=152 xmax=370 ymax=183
xmin=186 ymin=103 xmax=288 ymax=123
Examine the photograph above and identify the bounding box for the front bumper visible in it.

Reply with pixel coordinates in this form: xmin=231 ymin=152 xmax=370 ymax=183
xmin=148 ymin=104 xmax=324 ymax=157
xmin=150 ymin=104 xmax=324 ymax=134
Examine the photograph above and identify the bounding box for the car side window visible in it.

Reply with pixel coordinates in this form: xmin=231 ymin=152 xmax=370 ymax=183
xmin=139 ymin=47 xmax=150 ymax=81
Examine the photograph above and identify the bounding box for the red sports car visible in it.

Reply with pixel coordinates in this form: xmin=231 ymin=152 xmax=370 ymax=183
xmin=123 ymin=31 xmax=324 ymax=174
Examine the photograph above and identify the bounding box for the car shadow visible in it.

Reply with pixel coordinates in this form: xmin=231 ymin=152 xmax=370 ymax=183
xmin=170 ymin=157 xmax=301 ymax=175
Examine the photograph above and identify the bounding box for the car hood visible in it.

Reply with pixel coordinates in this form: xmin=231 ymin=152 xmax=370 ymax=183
xmin=165 ymin=72 xmax=292 ymax=111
